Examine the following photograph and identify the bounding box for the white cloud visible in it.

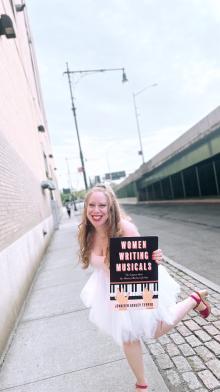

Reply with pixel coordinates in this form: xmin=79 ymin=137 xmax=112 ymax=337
xmin=27 ymin=0 xmax=220 ymax=190
xmin=53 ymin=123 xmax=190 ymax=190
xmin=182 ymin=63 xmax=220 ymax=95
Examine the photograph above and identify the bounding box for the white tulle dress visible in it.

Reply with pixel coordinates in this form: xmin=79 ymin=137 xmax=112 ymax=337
xmin=80 ymin=252 xmax=180 ymax=346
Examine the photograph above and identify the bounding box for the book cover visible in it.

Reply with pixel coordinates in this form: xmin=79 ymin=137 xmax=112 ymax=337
xmin=110 ymin=236 xmax=158 ymax=311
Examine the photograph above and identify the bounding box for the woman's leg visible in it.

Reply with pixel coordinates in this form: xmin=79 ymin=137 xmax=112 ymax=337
xmin=154 ymin=290 xmax=208 ymax=338
xmin=123 ymin=340 xmax=147 ymax=390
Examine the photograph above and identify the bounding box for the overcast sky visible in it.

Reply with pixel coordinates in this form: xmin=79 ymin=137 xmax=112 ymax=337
xmin=27 ymin=0 xmax=220 ymax=190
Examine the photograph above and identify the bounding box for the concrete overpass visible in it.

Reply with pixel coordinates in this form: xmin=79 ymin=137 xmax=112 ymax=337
xmin=116 ymin=106 xmax=220 ymax=202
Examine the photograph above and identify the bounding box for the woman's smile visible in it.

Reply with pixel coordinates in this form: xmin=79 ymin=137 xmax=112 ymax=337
xmin=87 ymin=191 xmax=109 ymax=227
xmin=91 ymin=214 xmax=104 ymax=222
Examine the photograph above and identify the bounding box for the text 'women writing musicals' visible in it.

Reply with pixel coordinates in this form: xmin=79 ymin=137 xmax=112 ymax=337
xmin=110 ymin=236 xmax=159 ymax=311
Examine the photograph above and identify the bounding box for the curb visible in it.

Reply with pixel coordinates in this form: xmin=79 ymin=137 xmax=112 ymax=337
xmin=119 ymin=198 xmax=220 ymax=205
xmin=164 ymin=255 xmax=220 ymax=293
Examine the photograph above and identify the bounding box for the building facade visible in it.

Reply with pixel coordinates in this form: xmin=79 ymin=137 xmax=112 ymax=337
xmin=0 ymin=1 xmax=62 ymax=357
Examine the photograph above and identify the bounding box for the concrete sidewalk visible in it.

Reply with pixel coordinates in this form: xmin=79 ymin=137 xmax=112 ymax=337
xmin=0 ymin=214 xmax=169 ymax=392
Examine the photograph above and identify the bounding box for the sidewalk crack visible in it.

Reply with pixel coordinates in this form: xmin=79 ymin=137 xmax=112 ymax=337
xmin=0 ymin=357 xmax=126 ymax=391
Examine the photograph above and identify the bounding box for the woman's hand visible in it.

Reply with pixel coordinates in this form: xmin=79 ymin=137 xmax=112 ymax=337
xmin=152 ymin=248 xmax=163 ymax=264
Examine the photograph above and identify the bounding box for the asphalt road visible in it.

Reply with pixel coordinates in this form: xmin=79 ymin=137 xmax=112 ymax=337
xmin=122 ymin=203 xmax=220 ymax=285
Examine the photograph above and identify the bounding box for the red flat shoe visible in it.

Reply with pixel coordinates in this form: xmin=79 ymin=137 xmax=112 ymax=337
xmin=136 ymin=383 xmax=148 ymax=389
xmin=190 ymin=291 xmax=211 ymax=319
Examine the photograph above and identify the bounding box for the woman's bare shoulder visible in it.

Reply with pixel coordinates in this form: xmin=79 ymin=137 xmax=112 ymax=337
xmin=120 ymin=218 xmax=140 ymax=237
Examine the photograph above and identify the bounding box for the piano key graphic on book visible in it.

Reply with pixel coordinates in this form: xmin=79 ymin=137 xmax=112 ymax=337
xmin=110 ymin=282 xmax=158 ymax=301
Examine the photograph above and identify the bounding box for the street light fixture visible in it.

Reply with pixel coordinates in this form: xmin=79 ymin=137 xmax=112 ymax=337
xmin=133 ymin=83 xmax=158 ymax=164
xmin=64 ymin=64 xmax=128 ymax=190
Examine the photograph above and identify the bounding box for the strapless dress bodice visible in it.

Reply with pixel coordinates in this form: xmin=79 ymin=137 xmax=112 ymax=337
xmin=90 ymin=252 xmax=105 ymax=268
xmin=90 ymin=252 xmax=110 ymax=274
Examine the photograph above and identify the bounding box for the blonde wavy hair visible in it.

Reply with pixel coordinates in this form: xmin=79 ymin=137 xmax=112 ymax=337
xmin=78 ymin=184 xmax=127 ymax=269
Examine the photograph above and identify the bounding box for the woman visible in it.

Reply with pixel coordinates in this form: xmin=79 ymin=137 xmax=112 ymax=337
xmin=78 ymin=184 xmax=211 ymax=391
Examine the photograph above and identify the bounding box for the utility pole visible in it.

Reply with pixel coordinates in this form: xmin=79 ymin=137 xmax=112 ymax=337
xmin=64 ymin=62 xmax=88 ymax=190
xmin=64 ymin=63 xmax=128 ymax=190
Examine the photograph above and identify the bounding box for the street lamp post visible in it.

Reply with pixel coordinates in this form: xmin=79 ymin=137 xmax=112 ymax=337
xmin=133 ymin=83 xmax=158 ymax=164
xmin=64 ymin=63 xmax=128 ymax=190
xmin=64 ymin=63 xmax=88 ymax=190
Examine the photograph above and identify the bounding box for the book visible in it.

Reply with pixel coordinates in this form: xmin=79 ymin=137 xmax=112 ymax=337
xmin=110 ymin=236 xmax=158 ymax=311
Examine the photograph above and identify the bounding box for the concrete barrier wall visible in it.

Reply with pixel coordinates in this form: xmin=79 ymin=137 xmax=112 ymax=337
xmin=0 ymin=2 xmax=62 ymax=359
xmin=118 ymin=197 xmax=138 ymax=204
xmin=0 ymin=216 xmax=54 ymax=360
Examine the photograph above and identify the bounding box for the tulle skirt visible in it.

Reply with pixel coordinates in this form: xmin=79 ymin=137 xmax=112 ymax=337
xmin=80 ymin=265 xmax=180 ymax=346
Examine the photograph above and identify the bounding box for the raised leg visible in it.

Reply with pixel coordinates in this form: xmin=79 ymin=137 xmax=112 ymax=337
xmin=154 ymin=290 xmax=209 ymax=338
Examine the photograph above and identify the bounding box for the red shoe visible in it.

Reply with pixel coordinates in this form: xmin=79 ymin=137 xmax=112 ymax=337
xmin=136 ymin=383 xmax=148 ymax=389
xmin=190 ymin=291 xmax=211 ymax=319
